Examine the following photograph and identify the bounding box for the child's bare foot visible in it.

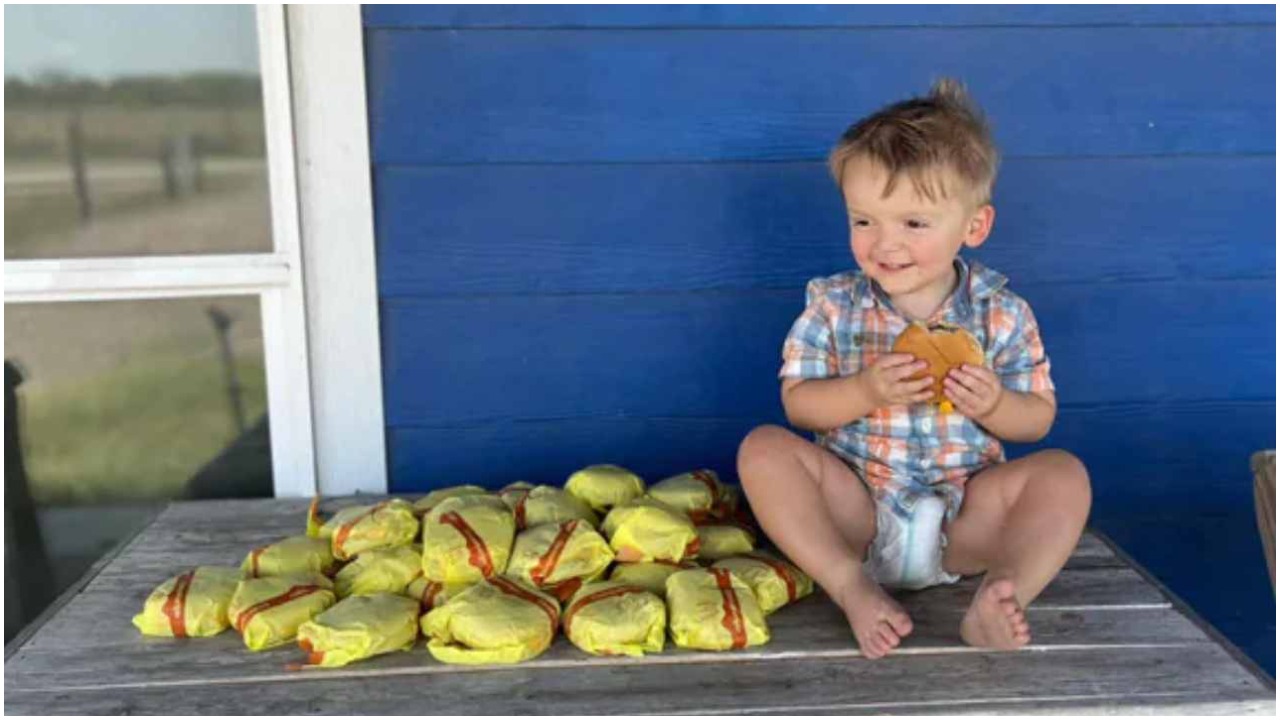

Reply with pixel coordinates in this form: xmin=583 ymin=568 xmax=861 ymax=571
xmin=835 ymin=572 xmax=914 ymax=659
xmin=960 ymin=577 xmax=1031 ymax=650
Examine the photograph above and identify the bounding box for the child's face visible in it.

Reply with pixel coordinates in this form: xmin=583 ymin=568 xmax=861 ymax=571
xmin=840 ymin=157 xmax=994 ymax=303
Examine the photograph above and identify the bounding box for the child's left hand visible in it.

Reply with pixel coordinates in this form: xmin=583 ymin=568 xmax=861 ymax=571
xmin=943 ymin=364 xmax=1004 ymax=419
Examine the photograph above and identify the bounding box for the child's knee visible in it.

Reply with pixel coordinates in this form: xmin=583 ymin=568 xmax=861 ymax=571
xmin=1040 ymin=449 xmax=1091 ymax=510
xmin=737 ymin=424 xmax=797 ymax=484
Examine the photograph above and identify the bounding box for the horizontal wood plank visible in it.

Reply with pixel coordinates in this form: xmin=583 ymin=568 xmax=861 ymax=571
xmin=6 ymin=499 xmax=1270 ymax=715
xmin=380 ymin=280 xmax=1274 ymax=424
xmin=375 ymin=157 xmax=1276 ymax=297
xmin=367 ymin=27 xmax=1274 ymax=163
xmin=14 ymin=498 xmax=1122 ymax=654
xmin=2 ymin=596 xmax=1196 ymax=692
xmin=7 ymin=643 xmax=1271 ymax=714
xmin=363 ymin=5 xmax=1276 ymax=29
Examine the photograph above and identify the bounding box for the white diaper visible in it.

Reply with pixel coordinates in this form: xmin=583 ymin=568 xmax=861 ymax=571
xmin=863 ymin=490 xmax=961 ymax=591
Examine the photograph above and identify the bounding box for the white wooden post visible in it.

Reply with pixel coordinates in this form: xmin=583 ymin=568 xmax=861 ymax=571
xmin=285 ymin=4 xmax=389 ymax=496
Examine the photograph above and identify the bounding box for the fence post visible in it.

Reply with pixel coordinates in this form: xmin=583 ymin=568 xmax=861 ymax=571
xmin=206 ymin=306 xmax=246 ymax=434
xmin=66 ymin=112 xmax=92 ymax=222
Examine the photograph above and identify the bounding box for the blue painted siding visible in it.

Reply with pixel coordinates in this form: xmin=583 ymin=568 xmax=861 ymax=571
xmin=364 ymin=5 xmax=1275 ymax=672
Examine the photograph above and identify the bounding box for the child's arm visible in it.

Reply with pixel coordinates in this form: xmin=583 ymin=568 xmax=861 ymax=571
xmin=783 ymin=354 xmax=933 ymax=432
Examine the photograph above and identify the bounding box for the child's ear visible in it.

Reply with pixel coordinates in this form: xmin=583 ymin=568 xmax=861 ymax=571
xmin=963 ymin=204 xmax=995 ymax=249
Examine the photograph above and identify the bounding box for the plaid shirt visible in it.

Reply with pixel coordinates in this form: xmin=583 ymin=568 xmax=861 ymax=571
xmin=778 ymin=257 xmax=1054 ymax=518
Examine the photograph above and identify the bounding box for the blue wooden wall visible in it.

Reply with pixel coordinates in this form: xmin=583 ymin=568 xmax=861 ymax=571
xmin=364 ymin=4 xmax=1275 ymax=672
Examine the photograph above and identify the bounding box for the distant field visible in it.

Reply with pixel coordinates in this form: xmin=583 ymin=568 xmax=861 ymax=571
xmin=4 ymin=157 xmax=269 ymax=258
xmin=19 ymin=352 xmax=268 ymax=505
xmin=5 ymin=105 xmax=264 ymax=160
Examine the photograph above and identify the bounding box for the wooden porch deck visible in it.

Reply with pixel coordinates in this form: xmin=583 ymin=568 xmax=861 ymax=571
xmin=5 ymin=497 xmax=1274 ymax=714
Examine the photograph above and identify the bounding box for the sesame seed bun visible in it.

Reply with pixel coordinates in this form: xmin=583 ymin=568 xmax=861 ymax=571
xmin=891 ymin=322 xmax=985 ymax=404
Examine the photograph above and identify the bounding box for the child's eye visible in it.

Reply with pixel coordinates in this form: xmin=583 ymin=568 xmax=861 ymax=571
xmin=851 ymin=219 xmax=870 ymax=228
xmin=906 ymin=219 xmax=929 ymax=230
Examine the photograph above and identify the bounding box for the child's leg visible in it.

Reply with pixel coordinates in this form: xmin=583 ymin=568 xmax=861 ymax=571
xmin=737 ymin=424 xmax=913 ymax=659
xmin=941 ymin=449 xmax=1092 ymax=649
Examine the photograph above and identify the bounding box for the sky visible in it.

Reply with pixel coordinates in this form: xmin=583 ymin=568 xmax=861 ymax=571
xmin=4 ymin=5 xmax=260 ymax=81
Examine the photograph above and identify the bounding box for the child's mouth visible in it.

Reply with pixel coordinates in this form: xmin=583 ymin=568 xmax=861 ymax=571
xmin=877 ymin=262 xmax=914 ymax=273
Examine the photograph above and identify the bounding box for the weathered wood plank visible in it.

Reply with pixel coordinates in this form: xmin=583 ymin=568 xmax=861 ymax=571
xmin=3 ymin=600 xmax=1205 ymax=692
xmin=11 ymin=494 xmax=1124 ymax=654
xmin=752 ymin=692 xmax=1278 ymax=716
xmin=3 ymin=505 xmax=159 ymax=660
xmin=6 ymin=644 xmax=1272 ymax=715
xmin=17 ymin=522 xmax=1130 ymax=653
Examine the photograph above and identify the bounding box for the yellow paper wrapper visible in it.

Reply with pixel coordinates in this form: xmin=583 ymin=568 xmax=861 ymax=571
xmin=505 ymin=520 xmax=615 ymax=602
xmin=693 ymin=523 xmax=756 ymax=561
xmin=505 ymin=484 xmax=599 ymax=530
xmin=316 ymin=499 xmax=419 ymax=561
xmin=497 ymin=481 xmax=535 ymax=508
xmin=334 ymin=544 xmax=423 ymax=598
xmin=647 ymin=469 xmax=722 ymax=522
xmin=564 ymin=464 xmax=646 ymax=512
xmin=241 ymin=535 xmax=336 ymax=579
xmin=132 ymin=566 xmax=242 ymax=638
xmin=607 ymin=560 xmax=697 ymax=596
xmin=227 ymin=573 xmax=337 ymax=651
xmin=405 ymin=577 xmax=471 ymax=612
xmin=712 ymin=552 xmax=814 ymax=615
xmin=601 ymin=497 xmax=699 ymax=563
xmin=412 ymin=485 xmax=490 ymax=517
xmin=422 ymin=495 xmax=516 ymax=584
xmin=665 ymin=567 xmax=769 ymax=651
xmin=712 ymin=483 xmax=743 ymax=521
xmin=563 ymin=580 xmax=666 ymax=657
xmin=422 ymin=576 xmax=561 ymax=665
xmin=295 ymin=593 xmax=420 ymax=668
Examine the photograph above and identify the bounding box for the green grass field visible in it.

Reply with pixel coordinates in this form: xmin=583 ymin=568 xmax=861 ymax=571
xmin=19 ymin=353 xmax=268 ymax=505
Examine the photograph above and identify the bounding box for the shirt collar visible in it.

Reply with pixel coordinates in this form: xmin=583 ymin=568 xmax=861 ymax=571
xmin=861 ymin=256 xmax=1008 ymax=322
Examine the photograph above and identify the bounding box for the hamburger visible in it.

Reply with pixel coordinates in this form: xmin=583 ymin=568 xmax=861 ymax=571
xmin=891 ymin=322 xmax=985 ymax=412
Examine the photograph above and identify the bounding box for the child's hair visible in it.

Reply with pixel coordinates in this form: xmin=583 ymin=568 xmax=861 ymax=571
xmin=827 ymin=77 xmax=999 ymax=207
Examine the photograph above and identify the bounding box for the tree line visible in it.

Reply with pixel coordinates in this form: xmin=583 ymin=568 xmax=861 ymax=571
xmin=5 ymin=72 xmax=262 ymax=108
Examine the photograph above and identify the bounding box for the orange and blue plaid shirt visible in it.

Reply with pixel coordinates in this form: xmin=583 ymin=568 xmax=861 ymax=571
xmin=778 ymin=257 xmax=1054 ymax=518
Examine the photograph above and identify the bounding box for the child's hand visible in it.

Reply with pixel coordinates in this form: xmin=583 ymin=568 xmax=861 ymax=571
xmin=858 ymin=354 xmax=934 ymax=408
xmin=943 ymin=364 xmax=1004 ymax=419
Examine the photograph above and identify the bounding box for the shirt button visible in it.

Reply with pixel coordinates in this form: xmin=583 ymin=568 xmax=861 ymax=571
xmin=921 ymin=417 xmax=934 ymax=433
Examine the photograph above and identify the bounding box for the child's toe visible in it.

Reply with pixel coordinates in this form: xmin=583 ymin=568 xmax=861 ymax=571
xmin=887 ymin=611 xmax=913 ymax=636
xmin=877 ymin=625 xmax=900 ymax=648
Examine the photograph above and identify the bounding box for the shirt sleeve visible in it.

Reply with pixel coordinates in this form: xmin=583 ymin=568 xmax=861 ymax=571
xmin=989 ymin=294 xmax=1055 ymax=394
xmin=778 ymin=278 xmax=840 ymax=380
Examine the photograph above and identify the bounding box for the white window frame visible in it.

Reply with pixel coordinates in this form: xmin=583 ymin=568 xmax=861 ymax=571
xmin=2 ymin=4 xmax=386 ymax=498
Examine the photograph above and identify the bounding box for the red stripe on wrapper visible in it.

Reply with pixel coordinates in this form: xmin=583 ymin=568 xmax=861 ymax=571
xmin=563 ymin=585 xmax=649 ymax=635
xmin=235 ymin=585 xmax=325 ymax=634
xmin=162 ymin=570 xmax=196 ymax=637
xmin=438 ymin=511 xmax=496 ymax=577
xmin=711 ymin=568 xmax=747 ymax=649
xmin=489 ymin=576 xmax=560 ymax=631
xmin=530 ymin=521 xmax=578 ymax=585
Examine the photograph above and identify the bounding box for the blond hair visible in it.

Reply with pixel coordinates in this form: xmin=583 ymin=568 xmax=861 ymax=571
xmin=827 ymin=78 xmax=999 ymax=207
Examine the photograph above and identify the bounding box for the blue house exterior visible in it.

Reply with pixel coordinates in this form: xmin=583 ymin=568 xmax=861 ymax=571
xmin=361 ymin=5 xmax=1275 ymax=671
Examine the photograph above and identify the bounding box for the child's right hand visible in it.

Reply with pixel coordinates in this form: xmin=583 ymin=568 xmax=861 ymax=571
xmin=858 ymin=354 xmax=935 ymax=408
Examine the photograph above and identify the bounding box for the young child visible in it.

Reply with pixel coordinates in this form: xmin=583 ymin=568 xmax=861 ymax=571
xmin=737 ymin=78 xmax=1091 ymax=659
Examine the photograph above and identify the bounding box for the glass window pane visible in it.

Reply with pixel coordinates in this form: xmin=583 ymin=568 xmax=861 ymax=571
xmin=4 ymin=297 xmax=271 ymax=640
xmin=4 ymin=6 xmax=271 ymax=259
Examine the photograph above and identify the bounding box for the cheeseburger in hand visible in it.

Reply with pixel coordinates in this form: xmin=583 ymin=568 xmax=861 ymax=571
xmin=891 ymin=322 xmax=985 ymax=413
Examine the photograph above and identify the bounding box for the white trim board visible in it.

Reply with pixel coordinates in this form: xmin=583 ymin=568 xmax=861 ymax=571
xmin=286 ymin=4 xmax=388 ymax=496
xmin=257 ymin=3 xmax=319 ymax=497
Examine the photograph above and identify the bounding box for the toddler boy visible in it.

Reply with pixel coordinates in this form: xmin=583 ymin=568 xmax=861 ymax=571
xmin=737 ymin=79 xmax=1091 ymax=659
